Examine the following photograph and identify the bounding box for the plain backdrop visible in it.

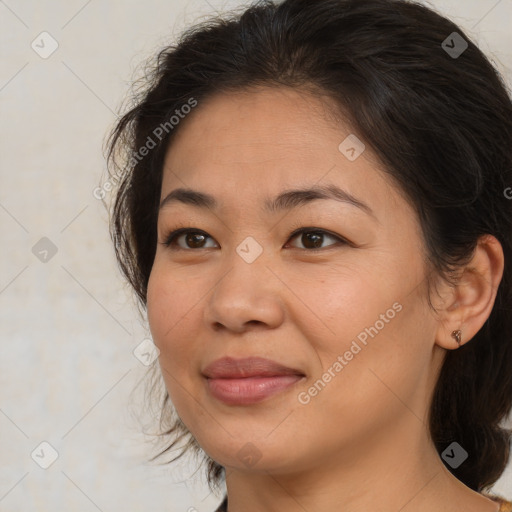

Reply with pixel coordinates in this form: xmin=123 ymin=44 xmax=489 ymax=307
xmin=1 ymin=1 xmax=511 ymax=511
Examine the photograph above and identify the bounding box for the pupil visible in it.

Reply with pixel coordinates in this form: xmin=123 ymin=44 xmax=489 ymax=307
xmin=303 ymin=232 xmax=323 ymax=248
xmin=187 ymin=233 xmax=205 ymax=248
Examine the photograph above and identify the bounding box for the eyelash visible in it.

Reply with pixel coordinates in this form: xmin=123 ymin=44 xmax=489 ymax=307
xmin=160 ymin=224 xmax=351 ymax=251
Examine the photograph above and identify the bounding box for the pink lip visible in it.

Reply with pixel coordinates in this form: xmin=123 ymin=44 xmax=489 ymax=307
xmin=202 ymin=357 xmax=305 ymax=406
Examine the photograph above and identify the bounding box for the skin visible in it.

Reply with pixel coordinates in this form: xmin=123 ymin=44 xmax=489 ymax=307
xmin=146 ymin=86 xmax=504 ymax=512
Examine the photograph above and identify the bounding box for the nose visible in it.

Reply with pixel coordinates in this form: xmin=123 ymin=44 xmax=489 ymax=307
xmin=203 ymin=252 xmax=286 ymax=333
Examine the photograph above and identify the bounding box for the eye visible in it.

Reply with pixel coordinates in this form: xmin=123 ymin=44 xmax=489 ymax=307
xmin=161 ymin=227 xmax=348 ymax=251
xmin=161 ymin=228 xmax=218 ymax=250
xmin=285 ymin=228 xmax=348 ymax=250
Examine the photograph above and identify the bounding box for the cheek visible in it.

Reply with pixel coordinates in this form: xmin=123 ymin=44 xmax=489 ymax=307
xmin=299 ymin=256 xmax=433 ymax=406
xmin=147 ymin=267 xmax=171 ymax=347
xmin=310 ymin=288 xmax=436 ymax=433
xmin=296 ymin=262 xmax=396 ymax=354
xmin=146 ymin=268 xmax=198 ymax=412
xmin=147 ymin=265 xmax=196 ymax=365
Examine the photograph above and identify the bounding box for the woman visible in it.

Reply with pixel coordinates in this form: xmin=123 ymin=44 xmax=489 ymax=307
xmin=105 ymin=0 xmax=512 ymax=510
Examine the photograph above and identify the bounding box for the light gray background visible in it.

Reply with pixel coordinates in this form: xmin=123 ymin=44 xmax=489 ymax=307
xmin=1 ymin=1 xmax=511 ymax=511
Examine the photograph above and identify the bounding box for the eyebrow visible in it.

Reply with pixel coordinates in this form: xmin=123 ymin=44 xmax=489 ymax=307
xmin=159 ymin=184 xmax=375 ymax=219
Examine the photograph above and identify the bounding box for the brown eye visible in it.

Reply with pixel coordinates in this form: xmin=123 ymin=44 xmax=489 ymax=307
xmin=162 ymin=227 xmax=347 ymax=251
xmin=287 ymin=229 xmax=346 ymax=250
xmin=184 ymin=232 xmax=207 ymax=248
xmin=163 ymin=229 xmax=218 ymax=249
xmin=300 ymin=231 xmax=324 ymax=249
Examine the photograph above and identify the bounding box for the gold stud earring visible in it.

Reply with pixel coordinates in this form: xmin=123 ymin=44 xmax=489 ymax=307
xmin=451 ymin=329 xmax=462 ymax=347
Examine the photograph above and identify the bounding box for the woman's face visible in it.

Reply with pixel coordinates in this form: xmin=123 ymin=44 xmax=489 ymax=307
xmin=147 ymin=86 xmax=444 ymax=474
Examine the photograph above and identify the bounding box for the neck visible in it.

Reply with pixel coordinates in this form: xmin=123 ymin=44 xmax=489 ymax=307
xmin=222 ymin=412 xmax=499 ymax=512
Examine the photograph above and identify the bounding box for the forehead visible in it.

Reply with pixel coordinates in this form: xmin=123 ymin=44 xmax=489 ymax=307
xmin=165 ymin=86 xmax=347 ymax=163
xmin=160 ymin=86 xmax=403 ymax=217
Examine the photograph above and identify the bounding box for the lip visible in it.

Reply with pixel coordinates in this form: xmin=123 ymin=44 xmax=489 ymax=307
xmin=202 ymin=356 xmax=304 ymax=379
xmin=202 ymin=357 xmax=305 ymax=406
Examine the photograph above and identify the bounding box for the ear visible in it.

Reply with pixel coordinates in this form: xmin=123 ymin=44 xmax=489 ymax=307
xmin=435 ymin=234 xmax=504 ymax=350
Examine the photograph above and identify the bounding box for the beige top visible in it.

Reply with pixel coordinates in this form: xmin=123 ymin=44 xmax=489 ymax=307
xmin=484 ymin=493 xmax=512 ymax=512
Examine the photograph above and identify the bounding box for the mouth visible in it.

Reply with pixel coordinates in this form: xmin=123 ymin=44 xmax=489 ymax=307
xmin=204 ymin=375 xmax=305 ymax=405
xmin=202 ymin=356 xmax=306 ymax=406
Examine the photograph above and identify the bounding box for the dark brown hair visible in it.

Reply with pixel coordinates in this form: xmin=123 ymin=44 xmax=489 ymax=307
xmin=105 ymin=0 xmax=512 ymax=494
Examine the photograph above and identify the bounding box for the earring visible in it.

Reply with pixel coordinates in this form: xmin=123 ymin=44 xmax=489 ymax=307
xmin=451 ymin=329 xmax=462 ymax=347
